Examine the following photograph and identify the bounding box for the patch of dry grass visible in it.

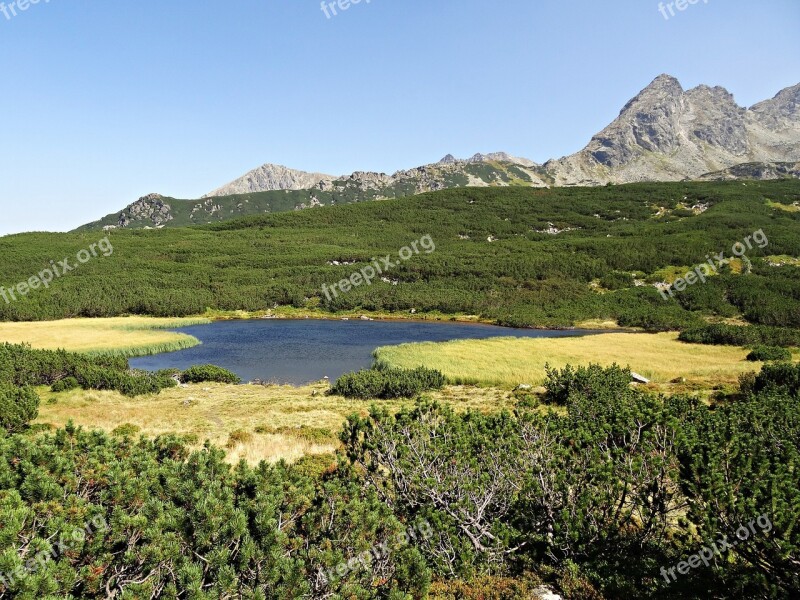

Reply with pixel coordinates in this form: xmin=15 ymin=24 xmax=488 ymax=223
xmin=36 ymin=382 xmax=516 ymax=464
xmin=0 ymin=316 xmax=209 ymax=356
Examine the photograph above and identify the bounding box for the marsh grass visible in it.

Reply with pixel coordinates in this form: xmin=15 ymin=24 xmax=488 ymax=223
xmin=374 ymin=332 xmax=761 ymax=388
xmin=0 ymin=316 xmax=210 ymax=356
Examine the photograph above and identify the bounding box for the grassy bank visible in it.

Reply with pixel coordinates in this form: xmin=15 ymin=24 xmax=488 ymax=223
xmin=374 ymin=332 xmax=771 ymax=389
xmin=36 ymin=382 xmax=515 ymax=464
xmin=0 ymin=316 xmax=210 ymax=356
xmin=201 ymin=307 xmax=491 ymax=324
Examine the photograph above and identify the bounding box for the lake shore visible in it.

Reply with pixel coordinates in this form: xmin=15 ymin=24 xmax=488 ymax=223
xmin=200 ymin=307 xmax=630 ymax=331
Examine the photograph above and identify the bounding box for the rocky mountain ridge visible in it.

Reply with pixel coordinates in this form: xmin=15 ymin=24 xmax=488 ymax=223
xmin=78 ymin=75 xmax=800 ymax=230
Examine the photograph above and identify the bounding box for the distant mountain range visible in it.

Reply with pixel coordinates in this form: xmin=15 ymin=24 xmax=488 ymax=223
xmin=77 ymin=75 xmax=800 ymax=231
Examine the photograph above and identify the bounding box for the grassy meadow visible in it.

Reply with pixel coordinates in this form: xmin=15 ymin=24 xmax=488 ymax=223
xmin=0 ymin=316 xmax=209 ymax=356
xmin=35 ymin=382 xmax=515 ymax=464
xmin=374 ymin=331 xmax=771 ymax=389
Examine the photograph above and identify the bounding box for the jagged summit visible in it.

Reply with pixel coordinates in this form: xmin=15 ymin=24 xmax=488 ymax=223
xmin=434 ymin=152 xmax=537 ymax=167
xmin=545 ymin=75 xmax=800 ymax=184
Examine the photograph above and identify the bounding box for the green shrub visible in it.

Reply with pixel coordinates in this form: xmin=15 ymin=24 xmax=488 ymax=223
xmin=181 ymin=365 xmax=241 ymax=384
xmin=111 ymin=423 xmax=141 ymax=437
xmin=750 ymin=361 xmax=800 ymax=397
xmin=0 ymin=383 xmax=39 ymax=433
xmin=600 ymin=271 xmax=635 ymax=290
xmin=746 ymin=345 xmax=792 ymax=362
xmin=330 ymin=367 xmax=445 ymax=399
xmin=154 ymin=369 xmax=180 ymax=389
xmin=0 ymin=343 xmax=172 ymax=397
xmin=226 ymin=429 xmax=254 ymax=448
xmin=51 ymin=376 xmax=80 ymax=393
xmin=679 ymin=324 xmax=800 ymax=347
xmin=543 ymin=363 xmax=632 ymax=405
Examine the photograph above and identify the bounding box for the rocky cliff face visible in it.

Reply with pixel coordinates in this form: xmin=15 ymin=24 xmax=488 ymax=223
xmin=204 ymin=164 xmax=335 ymax=198
xmin=544 ymin=75 xmax=800 ymax=185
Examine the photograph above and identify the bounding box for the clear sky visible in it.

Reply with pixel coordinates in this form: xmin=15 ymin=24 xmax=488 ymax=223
xmin=0 ymin=0 xmax=798 ymax=236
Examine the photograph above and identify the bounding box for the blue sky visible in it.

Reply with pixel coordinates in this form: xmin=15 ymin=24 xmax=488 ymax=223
xmin=1 ymin=0 xmax=798 ymax=236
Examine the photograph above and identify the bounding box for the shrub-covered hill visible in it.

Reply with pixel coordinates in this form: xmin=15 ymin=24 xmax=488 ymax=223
xmin=1 ymin=181 xmax=799 ymax=329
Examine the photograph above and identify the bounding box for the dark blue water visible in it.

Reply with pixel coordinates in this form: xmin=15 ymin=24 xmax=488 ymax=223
xmin=129 ymin=319 xmax=605 ymax=385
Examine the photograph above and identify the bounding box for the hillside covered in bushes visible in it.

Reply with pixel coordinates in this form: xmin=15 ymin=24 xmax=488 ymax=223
xmin=0 ymin=181 xmax=798 ymax=331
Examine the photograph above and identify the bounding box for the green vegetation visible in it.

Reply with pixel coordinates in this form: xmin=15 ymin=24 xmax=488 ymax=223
xmin=0 ymin=383 xmax=39 ymax=434
xmin=3 ymin=336 xmax=799 ymax=597
xmin=2 ymin=180 xmax=800 ymax=598
xmin=0 ymin=342 xmax=176 ymax=398
xmin=0 ymin=425 xmax=431 ymax=598
xmin=330 ymin=366 xmax=445 ymax=399
xmin=343 ymin=363 xmax=800 ymax=598
xmin=0 ymin=342 xmax=239 ymax=401
xmin=1 ymin=181 xmax=798 ymax=332
xmin=746 ymin=345 xmax=792 ymax=362
xmin=599 ymin=270 xmax=636 ymax=290
xmin=180 ymin=364 xmax=241 ymax=385
xmin=49 ymin=376 xmax=80 ymax=392
xmin=678 ymin=323 xmax=800 ymax=347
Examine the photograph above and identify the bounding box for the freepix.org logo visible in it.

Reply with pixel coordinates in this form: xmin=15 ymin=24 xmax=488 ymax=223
xmin=0 ymin=237 xmax=114 ymax=305
xmin=320 ymin=0 xmax=371 ymax=20
xmin=1 ymin=0 xmax=51 ymax=23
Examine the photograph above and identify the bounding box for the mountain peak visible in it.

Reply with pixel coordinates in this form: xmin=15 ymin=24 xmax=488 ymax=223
xmin=650 ymin=73 xmax=682 ymax=86
xmin=438 ymin=154 xmax=458 ymax=164
xmin=204 ymin=163 xmax=334 ymax=198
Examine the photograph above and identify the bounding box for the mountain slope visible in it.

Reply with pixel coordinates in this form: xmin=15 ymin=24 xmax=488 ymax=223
xmin=14 ymin=181 xmax=800 ymax=330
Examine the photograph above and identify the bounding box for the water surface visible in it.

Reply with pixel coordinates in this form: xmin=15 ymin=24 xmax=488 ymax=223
xmin=130 ymin=319 xmax=606 ymax=385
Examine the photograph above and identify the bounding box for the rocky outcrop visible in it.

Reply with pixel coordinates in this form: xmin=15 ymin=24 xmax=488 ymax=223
xmin=117 ymin=194 xmax=173 ymax=229
xmin=696 ymin=161 xmax=800 ymax=181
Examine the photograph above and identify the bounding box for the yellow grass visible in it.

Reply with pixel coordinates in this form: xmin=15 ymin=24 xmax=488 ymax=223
xmin=36 ymin=382 xmax=516 ymax=464
xmin=572 ymin=319 xmax=627 ymax=330
xmin=374 ymin=332 xmax=760 ymax=388
xmin=766 ymin=199 xmax=800 ymax=213
xmin=0 ymin=316 xmax=210 ymax=356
